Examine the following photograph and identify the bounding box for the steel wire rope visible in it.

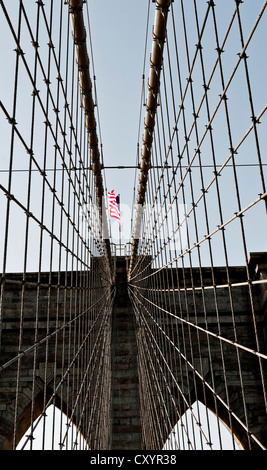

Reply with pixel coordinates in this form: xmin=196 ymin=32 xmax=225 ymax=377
xmin=129 ymin=0 xmax=267 ymax=450
xmin=129 ymin=285 xmax=266 ymax=450
xmin=19 ymin=287 xmax=115 ymax=450
xmin=130 ymin=0 xmax=267 ymax=282
xmin=129 ymin=285 xmax=216 ymax=450
xmin=84 ymin=0 xmax=110 ymax=232
xmin=130 ymin=0 xmax=151 ymax=237
xmin=0 ymin=0 xmax=109 ymax=264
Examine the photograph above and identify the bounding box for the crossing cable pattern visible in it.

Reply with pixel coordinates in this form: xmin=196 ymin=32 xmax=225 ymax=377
xmin=0 ymin=0 xmax=267 ymax=452
xmin=129 ymin=0 xmax=267 ymax=450
xmin=0 ymin=0 xmax=113 ymax=449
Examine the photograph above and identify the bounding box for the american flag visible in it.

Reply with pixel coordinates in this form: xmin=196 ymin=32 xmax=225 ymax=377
xmin=107 ymin=190 xmax=120 ymax=223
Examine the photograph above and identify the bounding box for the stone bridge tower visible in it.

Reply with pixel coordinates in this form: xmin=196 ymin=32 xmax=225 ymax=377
xmin=0 ymin=254 xmax=267 ymax=450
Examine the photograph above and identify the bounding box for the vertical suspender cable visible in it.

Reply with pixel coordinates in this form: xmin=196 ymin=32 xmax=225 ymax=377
xmin=129 ymin=0 xmax=172 ymax=277
xmin=68 ymin=0 xmax=113 ymax=281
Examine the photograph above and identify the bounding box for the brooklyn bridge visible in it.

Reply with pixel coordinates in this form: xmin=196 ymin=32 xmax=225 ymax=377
xmin=0 ymin=0 xmax=267 ymax=451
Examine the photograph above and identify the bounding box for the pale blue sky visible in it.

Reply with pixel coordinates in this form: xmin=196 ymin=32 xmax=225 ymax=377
xmin=85 ymin=0 xmax=267 ymax=261
xmin=0 ymin=0 xmax=266 ymax=268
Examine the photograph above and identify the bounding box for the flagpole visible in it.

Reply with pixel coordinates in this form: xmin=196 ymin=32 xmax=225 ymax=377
xmin=119 ymin=220 xmax=121 ymax=256
xmin=117 ymin=194 xmax=121 ymax=256
xmin=108 ymin=190 xmax=121 ymax=256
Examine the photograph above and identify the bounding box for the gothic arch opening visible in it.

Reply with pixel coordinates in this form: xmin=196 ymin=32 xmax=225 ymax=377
xmin=163 ymin=401 xmax=243 ymax=451
xmin=16 ymin=404 xmax=88 ymax=450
